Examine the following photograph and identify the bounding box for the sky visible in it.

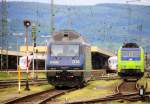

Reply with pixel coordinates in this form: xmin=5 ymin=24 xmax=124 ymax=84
xmin=6 ymin=0 xmax=150 ymax=6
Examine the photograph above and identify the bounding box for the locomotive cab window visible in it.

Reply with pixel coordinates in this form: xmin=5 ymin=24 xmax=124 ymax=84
xmin=51 ymin=44 xmax=80 ymax=56
xmin=121 ymin=49 xmax=141 ymax=60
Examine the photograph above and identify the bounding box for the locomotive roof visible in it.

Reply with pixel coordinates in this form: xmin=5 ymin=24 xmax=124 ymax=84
xmin=52 ymin=29 xmax=86 ymax=42
xmin=122 ymin=43 xmax=139 ymax=48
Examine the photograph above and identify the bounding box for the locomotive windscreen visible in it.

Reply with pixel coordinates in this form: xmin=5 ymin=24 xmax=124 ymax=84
xmin=121 ymin=48 xmax=141 ymax=60
xmin=51 ymin=44 xmax=79 ymax=56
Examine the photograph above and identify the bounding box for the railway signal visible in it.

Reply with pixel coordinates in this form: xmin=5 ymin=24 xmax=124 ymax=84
xmin=23 ymin=19 xmax=31 ymax=91
xmin=139 ymin=85 xmax=145 ymax=100
xmin=32 ymin=23 xmax=36 ymax=40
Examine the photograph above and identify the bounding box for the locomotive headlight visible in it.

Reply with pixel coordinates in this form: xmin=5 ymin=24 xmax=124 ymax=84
xmin=72 ymin=60 xmax=80 ymax=64
xmin=122 ymin=65 xmax=126 ymax=69
xmin=50 ymin=61 xmax=59 ymax=64
xmin=136 ymin=66 xmax=140 ymax=69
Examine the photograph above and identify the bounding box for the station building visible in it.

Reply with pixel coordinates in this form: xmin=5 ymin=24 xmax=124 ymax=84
xmin=0 ymin=45 xmax=115 ymax=71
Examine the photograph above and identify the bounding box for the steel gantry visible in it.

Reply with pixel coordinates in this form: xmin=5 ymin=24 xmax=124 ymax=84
xmin=0 ymin=0 xmax=8 ymax=71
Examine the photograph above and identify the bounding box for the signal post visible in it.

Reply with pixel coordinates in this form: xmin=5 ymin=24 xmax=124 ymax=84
xmin=23 ymin=20 xmax=31 ymax=91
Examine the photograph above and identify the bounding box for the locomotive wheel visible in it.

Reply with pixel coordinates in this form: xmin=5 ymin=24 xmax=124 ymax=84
xmin=55 ymin=86 xmax=62 ymax=89
xmin=78 ymin=81 xmax=86 ymax=88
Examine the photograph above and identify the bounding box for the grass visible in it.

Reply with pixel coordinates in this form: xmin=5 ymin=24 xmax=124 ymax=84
xmin=108 ymin=77 xmax=150 ymax=104
xmin=0 ymin=72 xmax=46 ymax=80
xmin=58 ymin=78 xmax=150 ymax=103
xmin=0 ymin=72 xmax=25 ymax=80
xmin=1 ymin=71 xmax=150 ymax=104
xmin=58 ymin=80 xmax=119 ymax=102
xmin=0 ymin=71 xmax=50 ymax=103
xmin=0 ymin=84 xmax=53 ymax=103
xmin=137 ymin=77 xmax=150 ymax=92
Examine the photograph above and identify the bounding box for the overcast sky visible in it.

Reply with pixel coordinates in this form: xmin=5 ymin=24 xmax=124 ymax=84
xmin=7 ymin=0 xmax=150 ymax=6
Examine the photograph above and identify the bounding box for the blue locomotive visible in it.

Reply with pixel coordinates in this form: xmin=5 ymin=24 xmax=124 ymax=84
xmin=46 ymin=30 xmax=92 ymax=88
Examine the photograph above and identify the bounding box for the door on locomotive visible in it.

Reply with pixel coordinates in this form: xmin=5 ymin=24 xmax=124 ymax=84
xmin=83 ymin=44 xmax=92 ymax=82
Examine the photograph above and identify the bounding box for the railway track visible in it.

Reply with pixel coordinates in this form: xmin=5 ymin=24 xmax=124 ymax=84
xmin=0 ymin=73 xmax=119 ymax=89
xmin=67 ymin=80 xmax=150 ymax=104
xmin=90 ymin=73 xmax=120 ymax=81
xmin=115 ymin=80 xmax=138 ymax=94
xmin=0 ymin=79 xmax=48 ymax=88
xmin=5 ymin=88 xmax=76 ymax=104
xmin=67 ymin=92 xmax=150 ymax=104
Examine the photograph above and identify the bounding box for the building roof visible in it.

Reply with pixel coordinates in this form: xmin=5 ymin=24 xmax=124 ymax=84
xmin=20 ymin=45 xmax=115 ymax=57
xmin=0 ymin=50 xmax=26 ymax=56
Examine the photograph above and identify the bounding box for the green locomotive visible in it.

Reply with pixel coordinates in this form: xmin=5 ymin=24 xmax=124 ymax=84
xmin=118 ymin=43 xmax=145 ymax=80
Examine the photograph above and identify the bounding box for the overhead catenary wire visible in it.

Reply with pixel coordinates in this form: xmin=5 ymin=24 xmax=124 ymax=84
xmin=50 ymin=0 xmax=55 ymax=36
